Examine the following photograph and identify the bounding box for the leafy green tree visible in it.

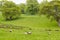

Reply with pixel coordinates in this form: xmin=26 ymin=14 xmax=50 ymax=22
xmin=2 ymin=1 xmax=21 ymax=20
xmin=26 ymin=0 xmax=39 ymax=15
xmin=39 ymin=0 xmax=48 ymax=14
xmin=19 ymin=3 xmax=26 ymax=14
xmin=41 ymin=1 xmax=60 ymax=26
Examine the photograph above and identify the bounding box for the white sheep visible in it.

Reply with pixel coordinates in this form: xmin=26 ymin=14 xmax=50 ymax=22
xmin=24 ymin=31 xmax=32 ymax=35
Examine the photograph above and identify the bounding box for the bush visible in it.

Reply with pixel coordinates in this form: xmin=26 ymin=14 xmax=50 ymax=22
xmin=2 ymin=1 xmax=21 ymax=20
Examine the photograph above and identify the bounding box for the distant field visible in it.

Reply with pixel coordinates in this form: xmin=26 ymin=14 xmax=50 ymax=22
xmin=0 ymin=14 xmax=60 ymax=40
xmin=0 ymin=14 xmax=58 ymax=28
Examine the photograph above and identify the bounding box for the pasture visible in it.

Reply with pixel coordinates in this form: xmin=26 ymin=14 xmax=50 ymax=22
xmin=0 ymin=14 xmax=60 ymax=40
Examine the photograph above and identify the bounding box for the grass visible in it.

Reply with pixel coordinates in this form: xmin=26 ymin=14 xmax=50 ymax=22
xmin=0 ymin=14 xmax=60 ymax=40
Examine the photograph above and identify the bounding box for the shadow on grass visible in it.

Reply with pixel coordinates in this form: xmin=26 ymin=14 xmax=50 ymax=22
xmin=2 ymin=17 xmax=26 ymax=21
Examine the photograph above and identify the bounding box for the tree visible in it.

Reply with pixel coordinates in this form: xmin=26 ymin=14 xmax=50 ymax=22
xmin=1 ymin=1 xmax=21 ymax=20
xmin=26 ymin=0 xmax=39 ymax=15
xmin=41 ymin=1 xmax=60 ymax=26
xmin=19 ymin=3 xmax=26 ymax=14
xmin=39 ymin=0 xmax=48 ymax=15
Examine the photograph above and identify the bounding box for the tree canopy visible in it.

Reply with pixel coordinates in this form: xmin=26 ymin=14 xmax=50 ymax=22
xmin=26 ymin=0 xmax=39 ymax=15
xmin=1 ymin=1 xmax=21 ymax=20
xmin=41 ymin=1 xmax=60 ymax=26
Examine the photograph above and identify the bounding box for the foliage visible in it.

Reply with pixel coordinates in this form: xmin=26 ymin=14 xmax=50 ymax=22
xmin=41 ymin=1 xmax=60 ymax=26
xmin=1 ymin=1 xmax=21 ymax=20
xmin=19 ymin=3 xmax=26 ymax=14
xmin=26 ymin=0 xmax=39 ymax=15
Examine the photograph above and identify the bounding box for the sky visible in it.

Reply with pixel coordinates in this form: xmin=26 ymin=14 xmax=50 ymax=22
xmin=10 ymin=0 xmax=52 ymax=4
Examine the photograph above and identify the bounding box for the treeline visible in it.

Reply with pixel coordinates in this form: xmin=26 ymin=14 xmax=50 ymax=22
xmin=0 ymin=0 xmax=39 ymax=20
xmin=0 ymin=0 xmax=60 ymax=26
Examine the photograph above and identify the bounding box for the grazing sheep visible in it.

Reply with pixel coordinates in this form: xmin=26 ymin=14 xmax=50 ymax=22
xmin=24 ymin=31 xmax=32 ymax=35
xmin=24 ymin=32 xmax=28 ymax=34
xmin=28 ymin=32 xmax=32 ymax=34
xmin=9 ymin=30 xmax=12 ymax=32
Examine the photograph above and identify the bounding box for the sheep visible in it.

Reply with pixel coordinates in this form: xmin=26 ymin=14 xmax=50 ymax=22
xmin=24 ymin=31 xmax=32 ymax=35
xmin=9 ymin=30 xmax=12 ymax=32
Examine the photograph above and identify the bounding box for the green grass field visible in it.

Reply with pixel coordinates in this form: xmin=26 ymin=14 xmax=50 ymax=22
xmin=0 ymin=14 xmax=60 ymax=40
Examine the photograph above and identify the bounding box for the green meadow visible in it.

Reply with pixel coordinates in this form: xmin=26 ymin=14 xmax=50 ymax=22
xmin=0 ymin=14 xmax=60 ymax=40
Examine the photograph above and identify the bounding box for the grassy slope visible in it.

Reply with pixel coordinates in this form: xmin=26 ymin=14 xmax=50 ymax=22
xmin=0 ymin=14 xmax=60 ymax=40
